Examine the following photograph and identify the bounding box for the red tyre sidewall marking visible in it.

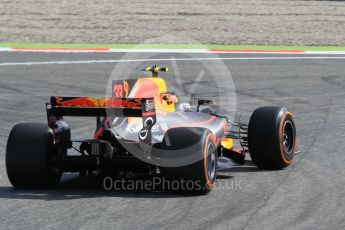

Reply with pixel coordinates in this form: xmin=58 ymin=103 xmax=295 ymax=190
xmin=278 ymin=112 xmax=295 ymax=165
xmin=204 ymin=133 xmax=215 ymax=189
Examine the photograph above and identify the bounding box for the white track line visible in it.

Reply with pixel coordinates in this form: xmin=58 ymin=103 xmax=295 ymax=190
xmin=0 ymin=48 xmax=12 ymax=52
xmin=1 ymin=56 xmax=345 ymax=66
xmin=305 ymin=51 xmax=345 ymax=55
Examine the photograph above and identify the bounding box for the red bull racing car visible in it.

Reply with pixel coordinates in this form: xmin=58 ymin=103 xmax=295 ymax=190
xmin=6 ymin=66 xmax=297 ymax=193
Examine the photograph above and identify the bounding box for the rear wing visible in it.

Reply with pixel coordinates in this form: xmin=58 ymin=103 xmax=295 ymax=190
xmin=46 ymin=96 xmax=147 ymax=118
xmin=46 ymin=96 xmax=156 ymax=152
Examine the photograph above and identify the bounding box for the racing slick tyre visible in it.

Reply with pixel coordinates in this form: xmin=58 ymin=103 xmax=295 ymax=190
xmin=161 ymin=128 xmax=217 ymax=194
xmin=6 ymin=123 xmax=61 ymax=189
xmin=248 ymin=106 xmax=296 ymax=169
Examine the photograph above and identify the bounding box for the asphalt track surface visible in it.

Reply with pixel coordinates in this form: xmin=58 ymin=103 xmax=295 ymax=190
xmin=0 ymin=52 xmax=345 ymax=230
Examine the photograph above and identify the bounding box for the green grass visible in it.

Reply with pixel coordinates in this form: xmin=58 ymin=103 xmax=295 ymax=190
xmin=1 ymin=42 xmax=345 ymax=51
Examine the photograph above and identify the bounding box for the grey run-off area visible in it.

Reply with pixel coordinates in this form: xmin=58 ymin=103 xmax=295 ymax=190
xmin=0 ymin=0 xmax=345 ymax=45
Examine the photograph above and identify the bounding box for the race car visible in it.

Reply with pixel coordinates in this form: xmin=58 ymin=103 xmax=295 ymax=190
xmin=6 ymin=65 xmax=297 ymax=193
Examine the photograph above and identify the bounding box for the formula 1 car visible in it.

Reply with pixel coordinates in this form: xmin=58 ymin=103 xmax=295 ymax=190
xmin=6 ymin=65 xmax=297 ymax=193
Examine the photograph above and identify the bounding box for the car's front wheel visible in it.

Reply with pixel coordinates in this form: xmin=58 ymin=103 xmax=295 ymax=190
xmin=248 ymin=106 xmax=296 ymax=169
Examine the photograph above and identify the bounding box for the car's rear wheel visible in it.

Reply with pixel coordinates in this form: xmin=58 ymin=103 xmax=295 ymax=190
xmin=6 ymin=123 xmax=61 ymax=189
xmin=248 ymin=106 xmax=296 ymax=169
xmin=161 ymin=127 xmax=217 ymax=194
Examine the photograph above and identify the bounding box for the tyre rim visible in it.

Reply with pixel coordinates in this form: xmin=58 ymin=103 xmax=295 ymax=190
xmin=206 ymin=143 xmax=216 ymax=180
xmin=282 ymin=120 xmax=294 ymax=155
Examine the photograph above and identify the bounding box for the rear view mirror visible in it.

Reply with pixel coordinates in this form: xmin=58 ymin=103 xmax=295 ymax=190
xmin=197 ymin=100 xmax=214 ymax=112
xmin=197 ymin=99 xmax=214 ymax=106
